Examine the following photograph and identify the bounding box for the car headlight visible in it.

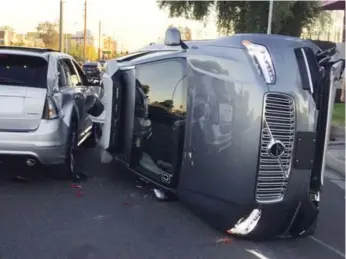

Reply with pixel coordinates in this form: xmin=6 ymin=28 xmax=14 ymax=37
xmin=242 ymin=40 xmax=276 ymax=84
xmin=227 ymin=209 xmax=262 ymax=236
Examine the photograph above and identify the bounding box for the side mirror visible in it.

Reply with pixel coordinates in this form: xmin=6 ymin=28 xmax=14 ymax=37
xmin=164 ymin=27 xmax=182 ymax=46
xmin=85 ymin=94 xmax=104 ymax=117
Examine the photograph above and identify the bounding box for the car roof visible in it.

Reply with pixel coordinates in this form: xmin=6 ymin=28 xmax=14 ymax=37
xmin=0 ymin=46 xmax=56 ymax=53
xmin=0 ymin=46 xmax=76 ymax=60
xmin=117 ymin=50 xmax=185 ymax=66
xmin=118 ymin=33 xmax=322 ymax=66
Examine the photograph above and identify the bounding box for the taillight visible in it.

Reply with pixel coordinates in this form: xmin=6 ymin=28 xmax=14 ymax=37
xmin=43 ymin=97 xmax=59 ymax=120
xmin=242 ymin=40 xmax=276 ymax=84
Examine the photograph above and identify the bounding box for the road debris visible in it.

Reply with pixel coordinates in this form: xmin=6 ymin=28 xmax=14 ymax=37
xmin=75 ymin=189 xmax=84 ymax=198
xmin=215 ymin=237 xmax=232 ymax=244
xmin=72 ymin=172 xmax=88 ymax=183
xmin=12 ymin=176 xmax=29 ymax=183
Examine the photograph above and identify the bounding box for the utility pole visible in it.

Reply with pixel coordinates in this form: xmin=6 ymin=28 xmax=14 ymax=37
xmin=59 ymin=0 xmax=64 ymax=52
xmin=83 ymin=0 xmax=87 ymax=60
xmin=108 ymin=37 xmax=111 ymax=59
xmin=98 ymin=20 xmax=101 ymax=61
xmin=343 ymin=12 xmax=345 ymax=42
xmin=267 ymin=0 xmax=274 ymax=34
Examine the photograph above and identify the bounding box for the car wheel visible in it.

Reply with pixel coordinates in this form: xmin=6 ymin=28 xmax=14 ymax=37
xmin=52 ymin=121 xmax=78 ymax=179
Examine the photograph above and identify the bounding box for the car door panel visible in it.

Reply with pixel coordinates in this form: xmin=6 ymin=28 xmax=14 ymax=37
xmin=71 ymin=59 xmax=96 ymax=134
xmin=62 ymin=58 xmax=91 ymax=136
xmin=89 ymin=60 xmax=136 ymax=163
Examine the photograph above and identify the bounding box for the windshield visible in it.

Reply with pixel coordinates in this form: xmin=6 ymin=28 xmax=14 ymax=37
xmin=0 ymin=54 xmax=48 ymax=88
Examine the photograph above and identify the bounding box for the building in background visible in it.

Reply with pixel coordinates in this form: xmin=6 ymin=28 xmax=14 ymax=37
xmin=71 ymin=30 xmax=95 ymax=47
xmin=0 ymin=29 xmax=17 ymax=45
xmin=102 ymin=36 xmax=117 ymax=59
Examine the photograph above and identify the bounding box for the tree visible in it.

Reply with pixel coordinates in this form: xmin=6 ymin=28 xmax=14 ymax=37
xmin=36 ymin=21 xmax=59 ymax=49
xmin=12 ymin=41 xmax=25 ymax=47
xmin=86 ymin=45 xmax=97 ymax=61
xmin=0 ymin=25 xmax=14 ymax=32
xmin=67 ymin=42 xmax=83 ymax=61
xmin=305 ymin=11 xmax=333 ymax=38
xmin=141 ymin=84 xmax=150 ymax=95
xmin=158 ymin=1 xmax=322 ymax=37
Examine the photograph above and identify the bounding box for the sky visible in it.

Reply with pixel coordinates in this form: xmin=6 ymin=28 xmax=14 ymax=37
xmin=0 ymin=0 xmax=219 ymax=51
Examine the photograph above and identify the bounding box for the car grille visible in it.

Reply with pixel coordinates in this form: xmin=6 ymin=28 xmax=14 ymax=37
xmin=256 ymin=93 xmax=295 ymax=203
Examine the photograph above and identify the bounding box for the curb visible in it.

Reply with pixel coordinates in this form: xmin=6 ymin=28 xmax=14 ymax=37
xmin=329 ymin=140 xmax=345 ymax=146
xmin=330 ymin=124 xmax=345 ymax=139
xmin=326 ymin=150 xmax=345 ymax=179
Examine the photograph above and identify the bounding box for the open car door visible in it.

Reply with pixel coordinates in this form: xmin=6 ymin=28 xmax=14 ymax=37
xmin=90 ymin=60 xmax=136 ymax=164
xmin=309 ymin=49 xmax=345 ymax=193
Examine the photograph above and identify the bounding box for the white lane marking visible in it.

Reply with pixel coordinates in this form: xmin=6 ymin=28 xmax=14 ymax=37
xmin=246 ymin=249 xmax=270 ymax=259
xmin=310 ymin=236 xmax=345 ymax=258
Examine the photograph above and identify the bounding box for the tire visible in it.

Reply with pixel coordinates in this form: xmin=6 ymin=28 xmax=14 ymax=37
xmin=52 ymin=120 xmax=78 ymax=180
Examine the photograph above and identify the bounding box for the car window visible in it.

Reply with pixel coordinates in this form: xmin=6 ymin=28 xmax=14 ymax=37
xmin=172 ymin=78 xmax=187 ymax=117
xmin=60 ymin=59 xmax=73 ymax=87
xmin=136 ymin=58 xmax=186 ymax=115
xmin=294 ymin=47 xmax=320 ymax=93
xmin=0 ymin=54 xmax=48 ymax=88
xmin=57 ymin=60 xmax=67 ymax=87
xmin=62 ymin=58 xmax=81 ymax=87
xmin=71 ymin=59 xmax=88 ymax=85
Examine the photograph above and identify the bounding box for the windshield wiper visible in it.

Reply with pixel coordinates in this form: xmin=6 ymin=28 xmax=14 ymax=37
xmin=0 ymin=77 xmax=24 ymax=84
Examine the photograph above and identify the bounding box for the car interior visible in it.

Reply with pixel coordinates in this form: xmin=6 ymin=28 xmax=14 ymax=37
xmin=126 ymin=60 xmax=187 ymax=187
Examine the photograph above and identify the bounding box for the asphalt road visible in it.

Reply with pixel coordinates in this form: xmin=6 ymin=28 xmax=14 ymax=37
xmin=0 ymin=148 xmax=344 ymax=259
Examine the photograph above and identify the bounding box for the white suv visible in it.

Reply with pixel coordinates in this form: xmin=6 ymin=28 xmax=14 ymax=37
xmin=0 ymin=47 xmax=101 ymax=178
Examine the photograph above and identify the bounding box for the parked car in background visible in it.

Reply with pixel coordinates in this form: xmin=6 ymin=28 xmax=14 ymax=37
xmin=82 ymin=62 xmax=103 ymax=83
xmin=0 ymin=46 xmax=102 ymax=178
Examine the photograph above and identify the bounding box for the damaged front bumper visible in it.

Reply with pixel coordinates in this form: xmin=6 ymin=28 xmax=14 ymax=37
xmin=226 ymin=198 xmax=319 ymax=238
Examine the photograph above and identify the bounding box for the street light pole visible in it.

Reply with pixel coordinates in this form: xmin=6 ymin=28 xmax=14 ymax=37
xmin=59 ymin=0 xmax=64 ymax=51
xmin=267 ymin=0 xmax=274 ymax=34
xmin=83 ymin=0 xmax=87 ymax=60
xmin=98 ymin=20 xmax=101 ymax=61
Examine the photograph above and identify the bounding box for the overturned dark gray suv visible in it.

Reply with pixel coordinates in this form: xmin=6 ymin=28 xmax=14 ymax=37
xmin=88 ymin=28 xmax=345 ymax=239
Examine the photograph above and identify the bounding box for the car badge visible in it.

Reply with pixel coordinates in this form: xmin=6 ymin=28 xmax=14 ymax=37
xmin=267 ymin=139 xmax=286 ymax=158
